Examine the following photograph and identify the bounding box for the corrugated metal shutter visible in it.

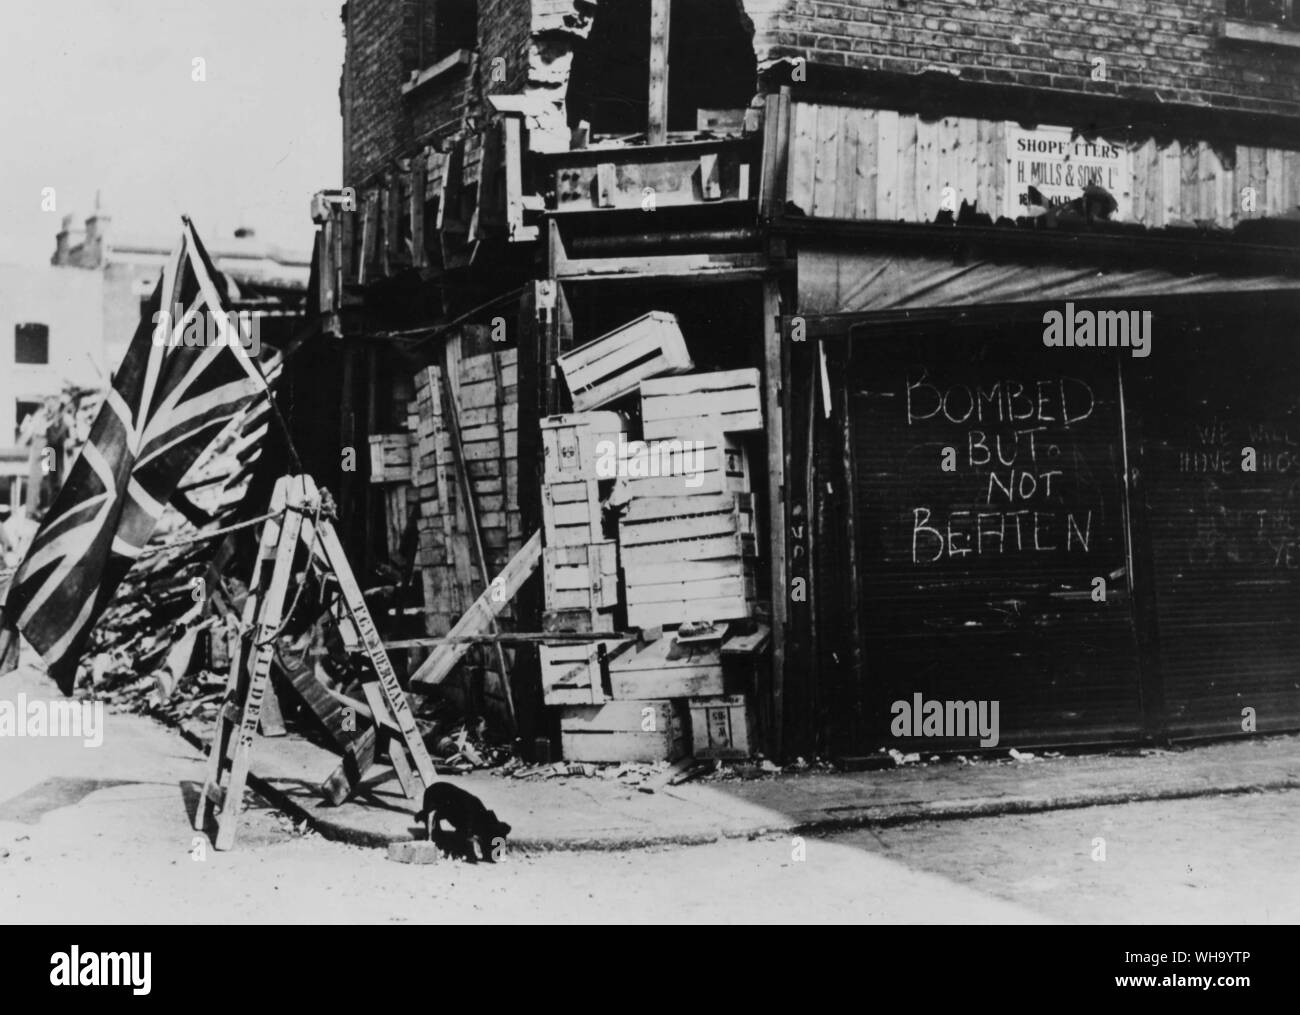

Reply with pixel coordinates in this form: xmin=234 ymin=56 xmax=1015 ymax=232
xmin=840 ymin=321 xmax=1143 ymax=751
xmin=1132 ymin=307 xmax=1300 ymax=738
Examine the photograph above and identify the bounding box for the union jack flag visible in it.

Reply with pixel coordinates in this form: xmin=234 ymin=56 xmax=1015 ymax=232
xmin=2 ymin=219 xmax=267 ymax=694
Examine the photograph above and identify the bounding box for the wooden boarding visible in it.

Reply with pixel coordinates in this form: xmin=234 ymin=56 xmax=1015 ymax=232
xmin=541 ymin=412 xmax=627 ymax=483
xmin=556 ymin=311 xmax=692 ymax=412
xmin=559 ymin=699 xmax=688 ymax=763
xmin=640 ymin=369 xmax=763 ymax=440
xmin=607 ymin=635 xmax=726 ymax=700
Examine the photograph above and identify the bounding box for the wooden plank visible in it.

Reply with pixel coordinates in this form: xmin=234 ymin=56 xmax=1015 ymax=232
xmin=622 ymin=557 xmax=745 ymax=587
xmin=936 ymin=116 xmax=962 ymax=215
xmin=758 ymin=92 xmax=782 ymax=218
xmin=812 ymin=103 xmax=841 ymax=217
xmin=1160 ymin=140 xmax=1181 ymax=226
xmin=855 ymin=109 xmax=877 ymax=220
xmin=1181 ymin=142 xmax=1201 ymax=223
xmin=1266 ymin=147 xmax=1286 ymax=216
xmin=648 ymin=0 xmax=670 ymax=146
xmin=956 ymin=116 xmax=979 ymax=214
xmin=411 ymin=149 xmax=428 ymax=267
xmin=788 ymin=102 xmax=817 ymax=214
xmin=913 ymin=116 xmax=939 ymax=222
xmin=626 ymin=574 xmax=752 ymax=605
xmin=1131 ymin=137 xmax=1155 ymax=225
xmin=875 ymin=109 xmax=900 ymax=220
xmin=357 ymin=189 xmax=378 ymax=284
xmin=627 ymin=594 xmax=754 ymax=630
xmin=763 ymin=281 xmax=785 ymax=760
xmin=410 ymin=531 xmax=542 ymax=688
xmin=556 ymin=251 xmax=768 ymax=282
xmin=896 ymin=114 xmax=919 ymax=222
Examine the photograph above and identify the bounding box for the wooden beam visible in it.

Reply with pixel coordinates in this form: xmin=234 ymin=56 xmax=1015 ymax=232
xmin=763 ymin=278 xmax=787 ymax=760
xmin=648 ymin=0 xmax=671 ymax=146
xmin=411 ymin=150 xmax=428 ymax=268
xmin=410 ymin=531 xmax=542 ymax=688
xmin=555 ymin=251 xmax=768 ymax=282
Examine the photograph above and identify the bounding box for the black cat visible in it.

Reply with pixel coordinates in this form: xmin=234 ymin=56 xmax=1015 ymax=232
xmin=415 ymin=781 xmax=512 ymax=863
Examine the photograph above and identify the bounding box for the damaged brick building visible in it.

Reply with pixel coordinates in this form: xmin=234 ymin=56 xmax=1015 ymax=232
xmin=310 ymin=0 xmax=1300 ymax=763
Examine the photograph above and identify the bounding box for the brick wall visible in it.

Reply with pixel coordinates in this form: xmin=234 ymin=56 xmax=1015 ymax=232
xmin=747 ymin=0 xmax=1300 ymax=117
xmin=343 ymin=0 xmax=532 ymax=189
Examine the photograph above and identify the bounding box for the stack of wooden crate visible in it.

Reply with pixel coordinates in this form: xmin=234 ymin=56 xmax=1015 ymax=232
xmin=410 ymin=347 xmax=523 ymax=640
xmin=539 ymin=317 xmax=769 ymax=764
xmin=367 ymin=431 xmax=416 ymax=562
xmin=538 ymin=411 xmax=625 ymax=709
xmin=616 ymin=412 xmax=760 ymax=631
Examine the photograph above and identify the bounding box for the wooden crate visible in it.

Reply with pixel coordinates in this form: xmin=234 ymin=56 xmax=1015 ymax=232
xmin=640 ymin=368 xmax=763 ymax=441
xmin=619 ymin=492 xmax=756 ymax=549
xmin=559 ymin=699 xmax=689 ymax=763
xmin=688 ymin=695 xmax=755 ymax=760
xmin=541 ymin=411 xmax=628 ymax=483
xmin=368 ymin=433 xmax=414 ymax=484
xmin=557 ymin=311 xmax=693 ymax=411
xmin=620 ymin=489 xmax=758 ymax=628
xmin=608 ymin=635 xmax=726 ymax=700
xmin=543 ymin=542 xmax=618 ymax=613
xmin=542 ymin=478 xmax=602 ymax=546
xmin=539 ymin=638 xmax=625 ymax=706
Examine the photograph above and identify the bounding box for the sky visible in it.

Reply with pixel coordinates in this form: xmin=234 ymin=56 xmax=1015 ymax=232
xmin=0 ymin=0 xmax=345 ymax=266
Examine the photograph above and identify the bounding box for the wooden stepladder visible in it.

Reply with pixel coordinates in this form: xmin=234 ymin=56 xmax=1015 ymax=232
xmin=195 ymin=475 xmax=436 ymax=850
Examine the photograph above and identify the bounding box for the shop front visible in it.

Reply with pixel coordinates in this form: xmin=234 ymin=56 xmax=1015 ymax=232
xmin=783 ymin=243 xmax=1300 ymax=757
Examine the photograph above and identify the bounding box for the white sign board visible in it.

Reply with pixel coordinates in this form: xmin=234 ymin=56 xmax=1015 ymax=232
xmin=1005 ymin=124 xmax=1130 ymax=220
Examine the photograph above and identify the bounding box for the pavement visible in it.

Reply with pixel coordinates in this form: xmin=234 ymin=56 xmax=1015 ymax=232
xmin=173 ymin=709 xmax=1300 ymax=852
xmin=5 ymin=654 xmax=1299 ymax=853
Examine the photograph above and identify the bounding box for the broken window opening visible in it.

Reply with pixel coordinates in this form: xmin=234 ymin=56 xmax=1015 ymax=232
xmin=418 ymin=0 xmax=479 ymax=68
xmin=566 ymin=0 xmax=757 ymax=142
